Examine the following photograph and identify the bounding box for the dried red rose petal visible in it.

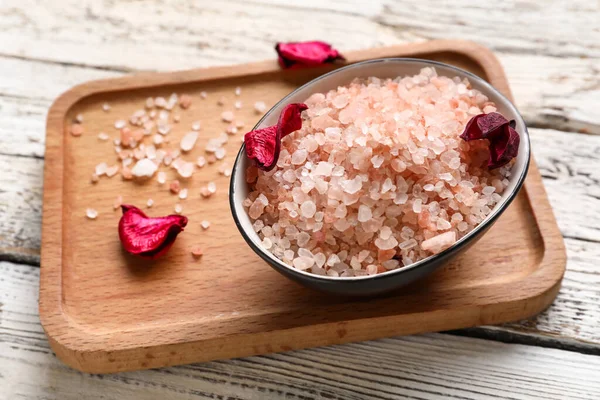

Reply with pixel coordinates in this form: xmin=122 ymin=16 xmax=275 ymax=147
xmin=488 ymin=124 xmax=520 ymax=169
xmin=244 ymin=103 xmax=308 ymax=171
xmin=119 ymin=204 xmax=188 ymax=259
xmin=275 ymin=41 xmax=345 ymax=69
xmin=460 ymin=112 xmax=520 ymax=169
xmin=460 ymin=112 xmax=509 ymax=141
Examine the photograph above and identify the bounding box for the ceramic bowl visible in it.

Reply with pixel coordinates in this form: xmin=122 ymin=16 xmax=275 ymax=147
xmin=229 ymin=58 xmax=530 ymax=296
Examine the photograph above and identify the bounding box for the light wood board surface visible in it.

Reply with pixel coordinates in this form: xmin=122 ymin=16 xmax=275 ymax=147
xmin=0 ymin=0 xmax=599 ymax=397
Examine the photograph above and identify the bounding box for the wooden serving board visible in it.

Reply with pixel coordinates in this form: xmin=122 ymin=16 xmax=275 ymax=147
xmin=40 ymin=40 xmax=566 ymax=373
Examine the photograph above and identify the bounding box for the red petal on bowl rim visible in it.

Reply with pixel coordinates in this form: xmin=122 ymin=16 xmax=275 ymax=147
xmin=118 ymin=204 xmax=188 ymax=259
xmin=488 ymin=124 xmax=521 ymax=169
xmin=275 ymin=41 xmax=345 ymax=69
xmin=460 ymin=112 xmax=520 ymax=169
xmin=244 ymin=103 xmax=308 ymax=171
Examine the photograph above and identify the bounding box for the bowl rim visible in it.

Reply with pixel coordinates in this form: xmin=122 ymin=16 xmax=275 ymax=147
xmin=229 ymin=57 xmax=531 ymax=282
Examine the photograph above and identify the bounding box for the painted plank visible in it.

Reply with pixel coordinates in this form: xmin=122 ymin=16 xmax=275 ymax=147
xmin=0 ymin=154 xmax=42 ymax=264
xmin=1 ymin=261 xmax=599 ymax=399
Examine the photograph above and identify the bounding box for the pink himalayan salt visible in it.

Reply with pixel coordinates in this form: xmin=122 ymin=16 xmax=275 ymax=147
xmin=244 ymin=68 xmax=512 ymax=277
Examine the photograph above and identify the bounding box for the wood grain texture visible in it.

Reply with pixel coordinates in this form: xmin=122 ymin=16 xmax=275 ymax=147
xmin=37 ymin=41 xmax=565 ymax=373
xmin=3 ymin=261 xmax=600 ymax=399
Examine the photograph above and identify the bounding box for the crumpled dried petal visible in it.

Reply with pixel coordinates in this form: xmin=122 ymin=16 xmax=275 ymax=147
xmin=244 ymin=103 xmax=308 ymax=171
xmin=488 ymin=124 xmax=520 ymax=169
xmin=275 ymin=41 xmax=345 ymax=69
xmin=460 ymin=112 xmax=520 ymax=169
xmin=119 ymin=204 xmax=188 ymax=259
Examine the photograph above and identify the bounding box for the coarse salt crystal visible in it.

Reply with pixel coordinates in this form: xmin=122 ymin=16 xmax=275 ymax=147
xmin=197 ymin=156 xmax=206 ymax=168
xmin=215 ymin=148 xmax=226 ymax=160
xmin=207 ymin=182 xmax=216 ymax=194
xmin=113 ymin=195 xmax=123 ymax=210
xmin=114 ymin=120 xmax=126 ymax=129
xmin=147 ymin=199 xmax=154 ymax=208
xmin=86 ymin=208 xmax=98 ymax=219
xmin=235 ymin=100 xmax=242 ymax=109
xmin=105 ymin=165 xmax=119 ymax=177
xmin=157 ymin=171 xmax=166 ymax=184
xmin=221 ymin=111 xmax=234 ymax=122
xmin=131 ymin=159 xmax=157 ymax=178
xmin=102 ymin=103 xmax=111 ymax=112
xmin=201 ymin=220 xmax=210 ymax=229
xmin=179 ymin=188 xmax=188 ymax=199
xmin=191 ymin=121 xmax=201 ymax=131
xmin=254 ymin=101 xmax=267 ymax=114
xmin=175 ymin=161 xmax=195 ymax=178
xmin=70 ymin=124 xmax=84 ymax=137
xmin=95 ymin=162 xmax=108 ymax=176
xmin=174 ymin=204 xmax=183 ymax=214
xmin=180 ymin=131 xmax=198 ymax=152
xmin=191 ymin=246 xmax=203 ymax=258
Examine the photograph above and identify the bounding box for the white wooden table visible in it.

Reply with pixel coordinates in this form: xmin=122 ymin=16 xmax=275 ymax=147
xmin=1 ymin=1 xmax=599 ymax=398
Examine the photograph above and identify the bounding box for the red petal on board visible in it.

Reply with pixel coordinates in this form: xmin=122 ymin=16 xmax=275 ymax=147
xmin=244 ymin=103 xmax=308 ymax=171
xmin=275 ymin=41 xmax=345 ymax=69
xmin=118 ymin=205 xmax=188 ymax=259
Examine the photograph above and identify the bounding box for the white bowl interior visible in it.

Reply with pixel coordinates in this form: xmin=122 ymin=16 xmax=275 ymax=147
xmin=231 ymin=58 xmax=530 ymax=279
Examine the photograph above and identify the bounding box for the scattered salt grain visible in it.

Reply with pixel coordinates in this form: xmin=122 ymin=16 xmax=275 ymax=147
xmin=175 ymin=161 xmax=195 ymax=178
xmin=131 ymin=159 xmax=157 ymax=178
xmin=179 ymin=188 xmax=188 ymax=200
xmin=154 ymin=97 xmax=166 ymax=108
xmin=180 ymin=131 xmax=198 ymax=152
xmin=95 ymin=162 xmax=108 ymax=176
xmin=197 ymin=156 xmax=206 ymax=168
xmin=221 ymin=111 xmax=234 ymax=122
xmin=174 ymin=204 xmax=183 ymax=214
xmin=157 ymin=171 xmax=166 ymax=184
xmin=97 ymin=132 xmax=109 ymax=141
xmin=215 ymin=148 xmax=226 ymax=160
xmin=75 ymin=114 xmax=84 ymax=123
xmin=169 ymin=180 xmax=181 ymax=194
xmin=254 ymin=101 xmax=267 ymax=114
xmin=179 ymin=94 xmax=192 ymax=109
xmin=70 ymin=124 xmax=84 ymax=137
xmin=86 ymin=208 xmax=98 ymax=219
xmin=113 ymin=195 xmax=123 ymax=210
xmin=102 ymin=103 xmax=111 ymax=112
xmin=207 ymin=182 xmax=216 ymax=194
xmin=147 ymin=198 xmax=154 ymax=208
xmin=191 ymin=121 xmax=201 ymax=131
xmin=114 ymin=120 xmax=126 ymax=129
xmin=105 ymin=165 xmax=119 ymax=177
xmin=201 ymin=220 xmax=210 ymax=230
xmin=234 ymin=87 xmax=241 ymax=96
xmin=235 ymin=100 xmax=242 ymax=109
xmin=191 ymin=246 xmax=203 ymax=258
xmin=200 ymin=91 xmax=207 ymax=99
xmin=153 ymin=134 xmax=164 ymax=146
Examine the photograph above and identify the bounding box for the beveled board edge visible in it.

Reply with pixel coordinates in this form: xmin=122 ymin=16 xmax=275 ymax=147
xmin=40 ymin=40 xmax=566 ymax=373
